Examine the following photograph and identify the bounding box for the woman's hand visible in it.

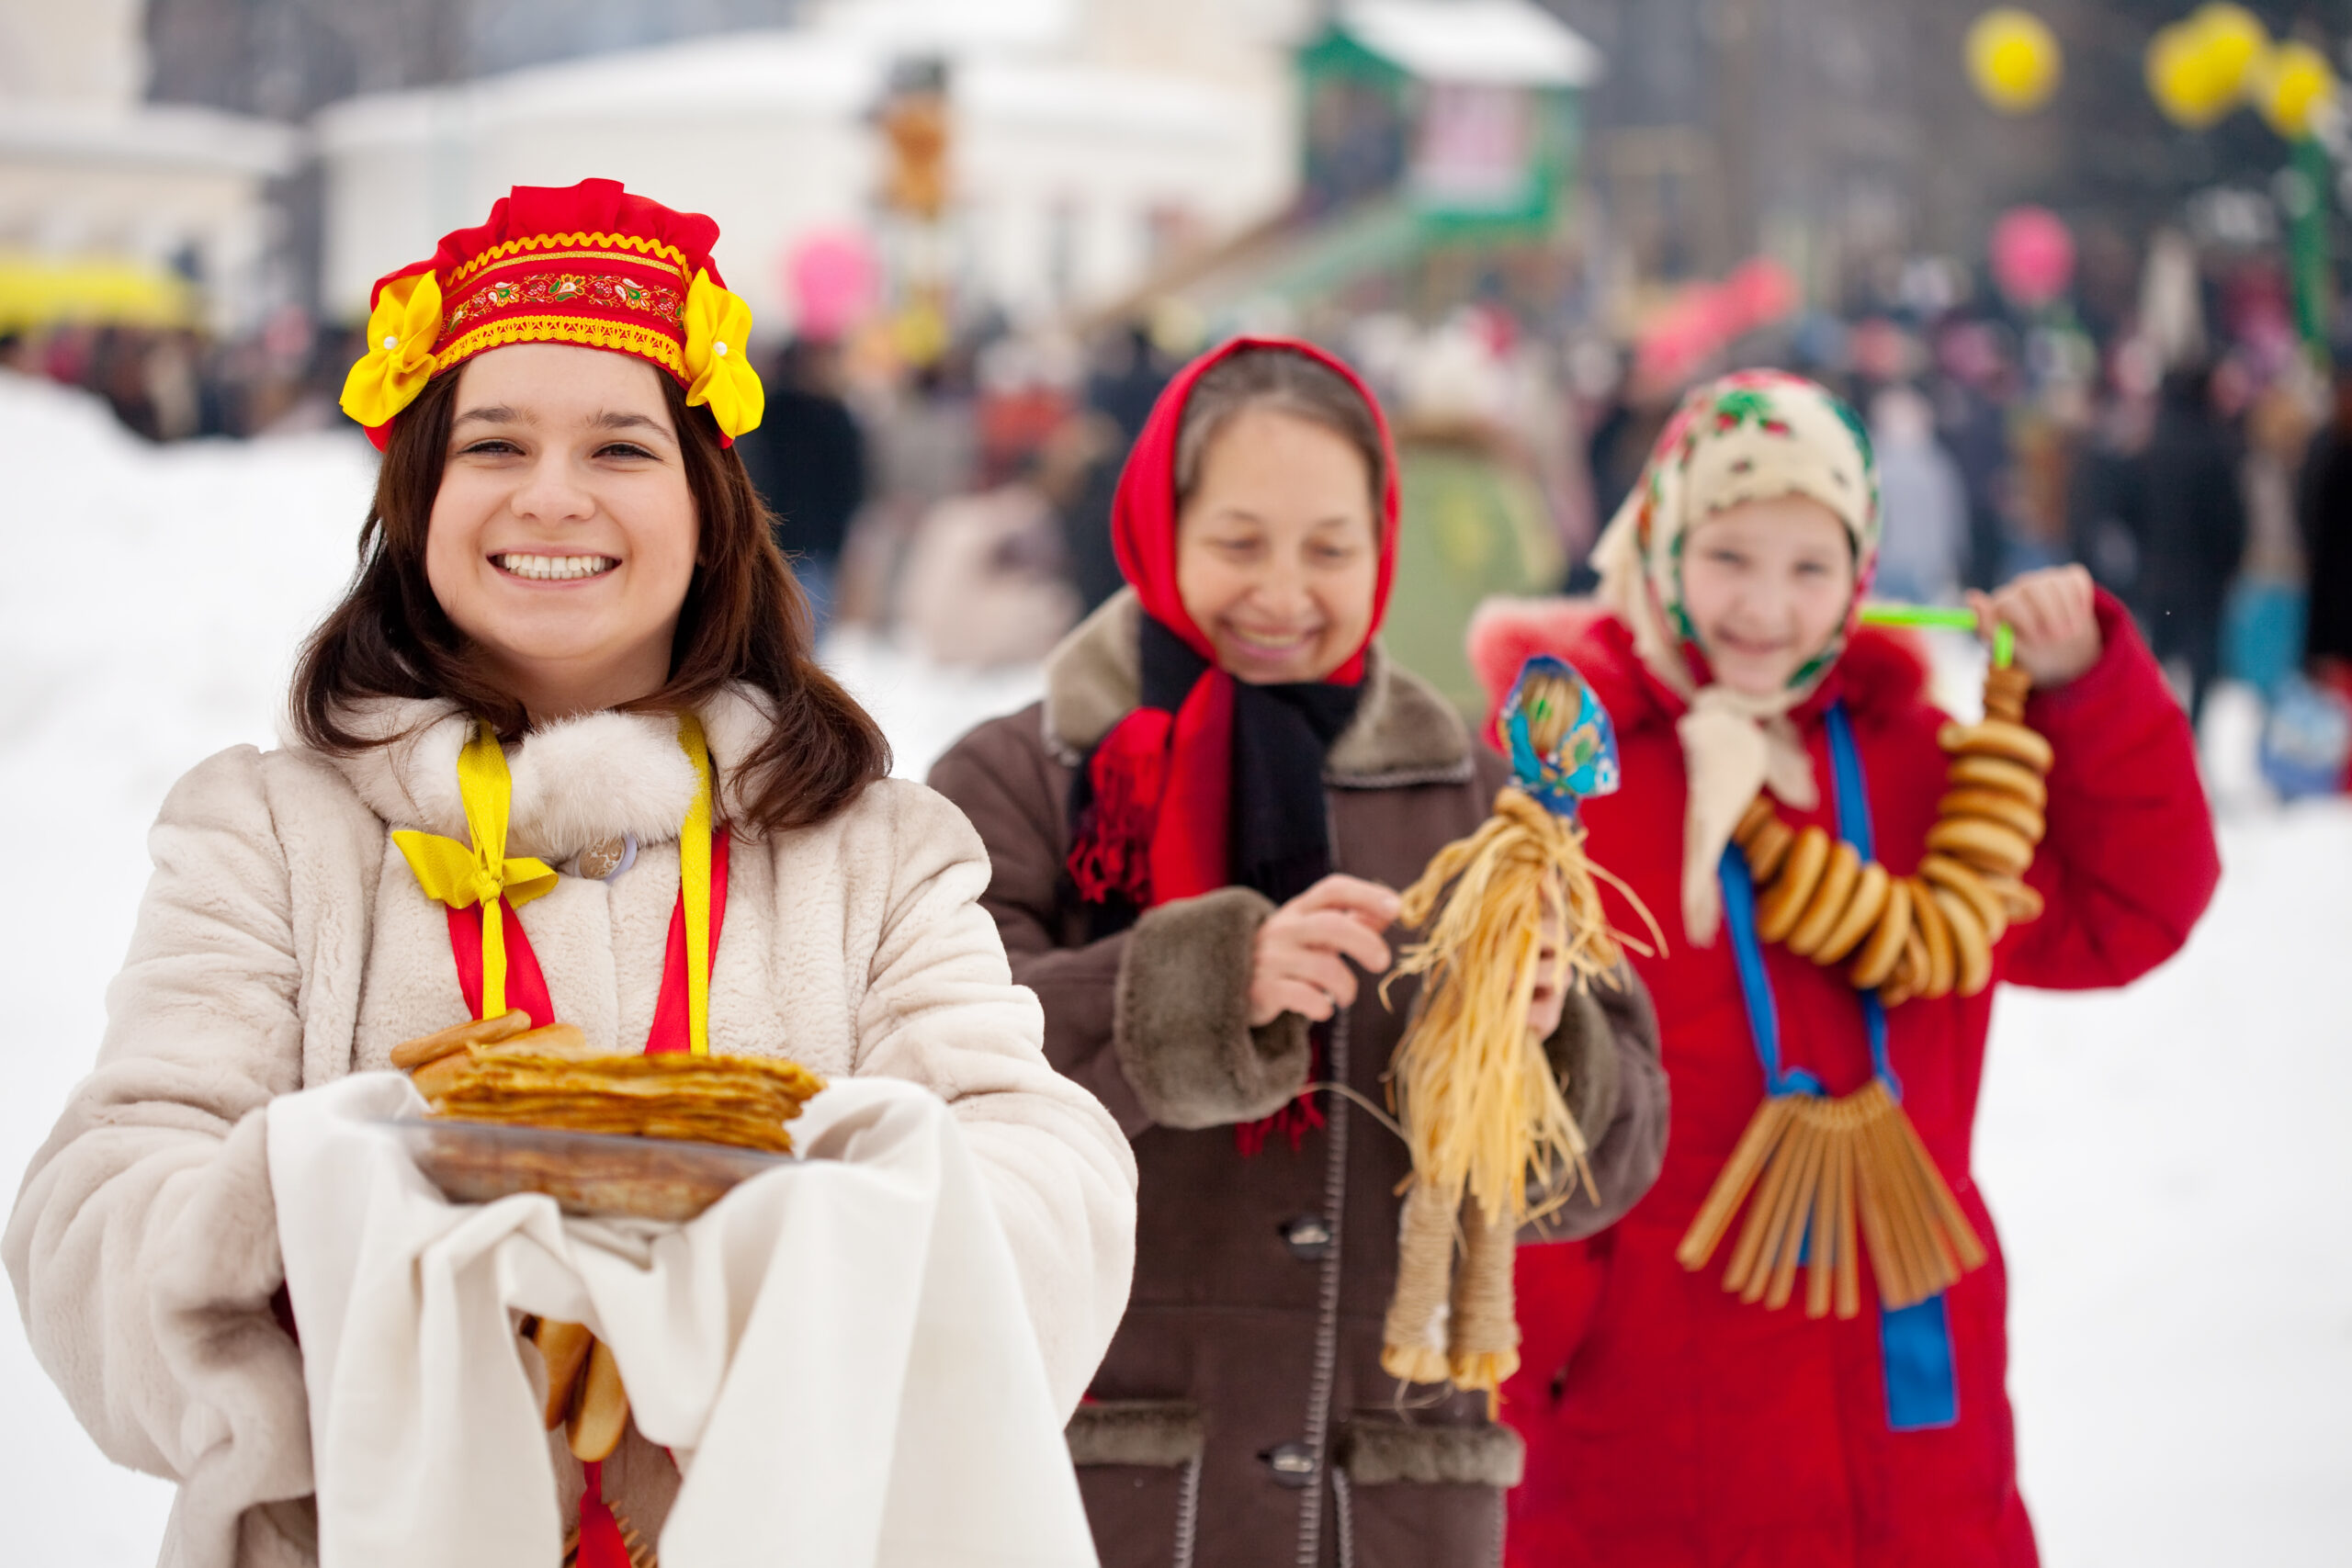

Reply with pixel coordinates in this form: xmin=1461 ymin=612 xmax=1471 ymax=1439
xmin=1248 ymin=874 xmax=1401 ymax=1027
xmin=1969 ymin=565 xmax=2102 ymax=690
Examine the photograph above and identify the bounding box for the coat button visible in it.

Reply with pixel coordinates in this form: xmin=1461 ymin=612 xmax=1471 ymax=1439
xmin=1281 ymin=1215 xmax=1333 ymax=1261
xmin=575 ymin=833 xmax=637 ymax=882
xmin=1261 ymin=1440 xmax=1317 ymax=1487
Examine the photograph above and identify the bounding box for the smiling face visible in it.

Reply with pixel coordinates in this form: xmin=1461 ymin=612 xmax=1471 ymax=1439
xmin=424 ymin=343 xmax=699 ymax=720
xmin=1678 ymin=494 xmax=1857 ymax=697
xmin=1174 ymin=405 xmax=1380 ymax=684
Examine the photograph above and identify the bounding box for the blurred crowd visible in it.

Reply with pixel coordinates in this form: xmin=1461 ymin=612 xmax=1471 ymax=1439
xmin=7 ymin=237 xmax=2350 ymax=798
xmin=0 ymin=313 xmax=364 ymax=443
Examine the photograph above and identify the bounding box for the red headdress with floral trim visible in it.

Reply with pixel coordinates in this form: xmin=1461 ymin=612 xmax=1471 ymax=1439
xmin=338 ymin=177 xmax=764 ymax=449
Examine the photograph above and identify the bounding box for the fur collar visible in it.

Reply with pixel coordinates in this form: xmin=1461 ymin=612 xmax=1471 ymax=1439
xmin=1042 ymin=590 xmax=1473 ymax=786
xmin=288 ymin=683 xmax=780 ymax=861
xmin=1467 ymin=595 xmax=1936 ymax=739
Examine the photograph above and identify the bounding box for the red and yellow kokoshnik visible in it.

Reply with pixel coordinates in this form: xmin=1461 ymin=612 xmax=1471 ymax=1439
xmin=337 ymin=176 xmax=764 ymax=449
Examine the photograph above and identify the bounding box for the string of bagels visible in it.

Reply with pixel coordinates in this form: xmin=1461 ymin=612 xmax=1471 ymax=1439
xmin=1729 ymin=656 xmax=2050 ymax=1009
xmin=1676 ymin=613 xmax=2054 ymax=1324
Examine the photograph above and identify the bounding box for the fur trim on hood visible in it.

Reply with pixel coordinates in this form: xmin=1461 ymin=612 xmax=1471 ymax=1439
xmin=282 ymin=685 xmax=782 ymax=862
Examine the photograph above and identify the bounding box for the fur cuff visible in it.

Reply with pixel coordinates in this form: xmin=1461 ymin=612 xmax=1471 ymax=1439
xmin=153 ymin=1109 xmax=315 ymax=1568
xmin=1066 ymin=1401 xmax=1205 ymax=1468
xmin=1114 ymin=888 xmax=1310 ymax=1130
xmin=1336 ymin=1420 xmax=1524 ymax=1488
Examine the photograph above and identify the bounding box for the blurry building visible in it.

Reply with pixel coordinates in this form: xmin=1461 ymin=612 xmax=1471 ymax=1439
xmin=1 ymin=0 xmax=299 ymax=337
xmin=1131 ymin=0 xmax=1601 ymax=330
xmin=307 ymin=0 xmax=1305 ymax=331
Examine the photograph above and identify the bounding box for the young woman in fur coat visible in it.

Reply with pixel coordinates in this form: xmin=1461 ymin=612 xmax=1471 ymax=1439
xmin=3 ymin=179 xmax=1136 ymax=1567
xmin=928 ymin=337 xmax=1669 ymax=1568
xmin=1468 ymin=369 xmax=2221 ymax=1567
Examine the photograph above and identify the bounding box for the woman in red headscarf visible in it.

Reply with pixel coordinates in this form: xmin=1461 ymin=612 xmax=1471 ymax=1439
xmin=930 ymin=338 xmax=1668 ymax=1568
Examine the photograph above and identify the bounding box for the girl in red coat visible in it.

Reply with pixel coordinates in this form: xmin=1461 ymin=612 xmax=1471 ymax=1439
xmin=1470 ymin=370 xmax=2221 ymax=1567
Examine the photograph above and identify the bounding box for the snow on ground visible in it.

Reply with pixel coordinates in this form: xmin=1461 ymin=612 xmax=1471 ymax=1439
xmin=0 ymin=372 xmax=2344 ymax=1563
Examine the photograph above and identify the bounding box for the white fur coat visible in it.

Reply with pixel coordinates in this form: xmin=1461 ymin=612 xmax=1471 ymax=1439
xmin=3 ymin=687 xmax=1137 ymax=1568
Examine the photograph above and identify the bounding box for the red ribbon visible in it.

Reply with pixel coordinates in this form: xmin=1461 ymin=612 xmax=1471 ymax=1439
xmin=443 ymin=834 xmax=729 ymax=1055
xmin=575 ymin=1461 xmax=631 ymax=1568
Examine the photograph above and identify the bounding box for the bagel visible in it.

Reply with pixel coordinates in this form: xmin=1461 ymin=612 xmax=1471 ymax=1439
xmin=1918 ymin=854 xmax=2007 ymax=944
xmin=1849 ymin=877 xmax=1913 ymax=988
xmin=1938 ymin=717 xmax=2054 ymax=773
xmin=1815 ymin=861 xmax=1892 ymax=964
xmin=1939 ymin=788 xmax=2046 ymax=843
xmin=1979 ymin=873 xmax=2045 ymax=922
xmin=1940 ymin=786 xmax=2046 ymax=843
xmin=1743 ymin=815 xmax=1795 ymax=882
xmin=476 ymin=1021 xmax=593 ymax=1061
xmin=390 ymin=1009 xmax=531 ymax=1070
xmin=567 ymin=1337 xmax=630 ymax=1463
xmin=1934 ymin=886 xmax=1994 ymax=997
xmin=533 ymin=1318 xmax=594 ymax=1431
xmin=1946 ymin=753 xmax=2047 ymax=808
xmin=1881 ymin=925 xmax=1930 ymax=1007
xmin=1924 ymin=817 xmax=2033 ymax=877
xmin=1734 ymin=795 xmax=1778 ymax=846
xmin=1983 ymin=664 xmax=2033 ymax=722
xmin=1754 ymin=826 xmax=1832 ymax=943
xmin=1909 ymin=876 xmax=1957 ymax=999
xmin=1787 ymin=842 xmax=1863 ymax=958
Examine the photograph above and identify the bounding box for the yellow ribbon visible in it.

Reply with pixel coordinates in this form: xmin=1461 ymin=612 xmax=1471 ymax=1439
xmin=395 ymin=716 xmax=719 ymax=1054
xmin=338 ymin=270 xmax=444 ymax=430
xmin=676 ymin=714 xmax=715 ymax=1056
xmin=394 ymin=722 xmax=559 ymax=1020
xmin=681 ymin=270 xmax=764 ymax=443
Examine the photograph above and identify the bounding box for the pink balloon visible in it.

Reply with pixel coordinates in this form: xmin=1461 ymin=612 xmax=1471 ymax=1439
xmin=1634 ymin=255 xmax=1802 ymax=385
xmin=784 ymin=231 xmax=879 ymax=342
xmin=1990 ymin=206 xmax=2075 ymax=309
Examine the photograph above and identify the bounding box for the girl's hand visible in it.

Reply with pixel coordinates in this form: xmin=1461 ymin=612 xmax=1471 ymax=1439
xmin=1248 ymin=874 xmax=1401 ymax=1027
xmin=1968 ymin=566 xmax=2102 ymax=690
xmin=1526 ymin=905 xmax=1571 ymax=1041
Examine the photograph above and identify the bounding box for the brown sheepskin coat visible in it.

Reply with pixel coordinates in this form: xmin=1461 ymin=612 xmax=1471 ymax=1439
xmin=929 ymin=592 xmax=1668 ymax=1568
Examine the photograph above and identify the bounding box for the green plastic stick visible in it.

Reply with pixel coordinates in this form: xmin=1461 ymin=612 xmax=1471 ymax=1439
xmin=1859 ymin=601 xmax=2016 ymax=668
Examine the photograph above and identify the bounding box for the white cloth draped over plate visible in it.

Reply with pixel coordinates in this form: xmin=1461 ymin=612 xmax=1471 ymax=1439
xmin=267 ymin=1072 xmax=1098 ymax=1568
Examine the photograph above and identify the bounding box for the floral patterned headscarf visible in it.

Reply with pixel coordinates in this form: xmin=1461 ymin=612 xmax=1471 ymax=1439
xmin=1589 ymin=370 xmax=1880 ymax=945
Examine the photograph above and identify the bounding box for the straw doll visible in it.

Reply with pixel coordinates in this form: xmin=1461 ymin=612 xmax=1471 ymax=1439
xmin=1468 ymin=369 xmax=2221 ymax=1568
xmin=1376 ymin=656 xmax=1657 ymax=1400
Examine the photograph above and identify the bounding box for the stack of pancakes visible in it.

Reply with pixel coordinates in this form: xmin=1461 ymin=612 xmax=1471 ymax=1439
xmin=391 ymin=1012 xmax=824 ymax=1155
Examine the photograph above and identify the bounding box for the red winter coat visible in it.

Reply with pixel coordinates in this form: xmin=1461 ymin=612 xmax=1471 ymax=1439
xmin=1467 ymin=592 xmax=2219 ymax=1568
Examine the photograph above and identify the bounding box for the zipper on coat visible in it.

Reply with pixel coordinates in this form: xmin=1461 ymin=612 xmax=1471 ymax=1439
xmin=1293 ymin=1000 xmax=1350 ymax=1568
xmin=1172 ymin=1452 xmax=1203 ymax=1568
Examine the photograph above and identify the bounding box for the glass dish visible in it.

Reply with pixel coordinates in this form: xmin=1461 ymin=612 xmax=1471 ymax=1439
xmin=385 ymin=1117 xmax=794 ymax=1223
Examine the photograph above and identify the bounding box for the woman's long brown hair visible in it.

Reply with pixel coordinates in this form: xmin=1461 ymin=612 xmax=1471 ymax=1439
xmin=290 ymin=366 xmax=890 ymax=835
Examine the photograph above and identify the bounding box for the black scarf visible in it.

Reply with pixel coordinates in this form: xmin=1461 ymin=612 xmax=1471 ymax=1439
xmin=1070 ymin=615 xmax=1363 ymax=928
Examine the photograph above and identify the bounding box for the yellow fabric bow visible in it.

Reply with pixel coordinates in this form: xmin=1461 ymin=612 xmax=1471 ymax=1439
xmin=682 ymin=270 xmax=764 ymax=443
xmin=393 ymin=721 xmax=558 ymax=1019
xmin=339 ymin=271 xmax=444 ymax=431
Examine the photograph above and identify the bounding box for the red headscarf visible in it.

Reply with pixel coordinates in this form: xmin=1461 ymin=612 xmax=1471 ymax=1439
xmin=1069 ymin=336 xmax=1401 ymax=909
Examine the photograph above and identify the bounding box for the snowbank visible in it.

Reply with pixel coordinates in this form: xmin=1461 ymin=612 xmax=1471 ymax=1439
xmin=0 ymin=373 xmax=2342 ymax=1564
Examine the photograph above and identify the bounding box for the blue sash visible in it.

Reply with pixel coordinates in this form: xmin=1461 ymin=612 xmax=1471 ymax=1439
xmin=1716 ymin=702 xmax=1959 ymax=1432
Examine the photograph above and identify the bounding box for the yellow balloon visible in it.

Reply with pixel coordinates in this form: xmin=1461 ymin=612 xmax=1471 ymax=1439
xmin=1967 ymin=9 xmax=2063 ymax=113
xmin=2147 ymin=21 xmax=2233 ymax=128
xmin=2256 ymin=39 xmax=2336 ymax=139
xmin=2189 ymin=4 xmax=2269 ymax=102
